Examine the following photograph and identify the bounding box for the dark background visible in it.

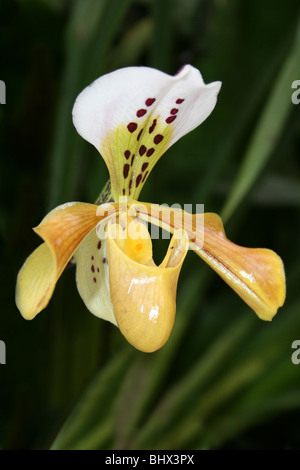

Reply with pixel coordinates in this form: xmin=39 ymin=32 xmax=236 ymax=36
xmin=0 ymin=0 xmax=300 ymax=449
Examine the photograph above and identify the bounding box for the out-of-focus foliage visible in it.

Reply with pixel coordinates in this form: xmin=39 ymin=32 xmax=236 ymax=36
xmin=0 ymin=0 xmax=300 ymax=449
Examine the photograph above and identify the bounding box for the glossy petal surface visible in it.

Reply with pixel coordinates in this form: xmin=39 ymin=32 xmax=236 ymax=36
xmin=16 ymin=242 xmax=56 ymax=320
xmin=16 ymin=202 xmax=113 ymax=320
xmin=106 ymin=221 xmax=189 ymax=352
xmin=129 ymin=202 xmax=286 ymax=321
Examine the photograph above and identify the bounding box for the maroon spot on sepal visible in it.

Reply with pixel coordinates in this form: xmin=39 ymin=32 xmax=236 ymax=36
xmin=124 ymin=150 xmax=131 ymax=160
xmin=176 ymin=98 xmax=184 ymax=104
xmin=137 ymin=109 xmax=147 ymax=117
xmin=93 ymin=277 xmax=97 ymax=283
xmin=123 ymin=163 xmax=130 ymax=178
xmin=141 ymin=162 xmax=149 ymax=172
xmin=103 ymin=257 xmax=107 ymax=264
xmin=149 ymin=119 xmax=157 ymax=134
xmin=145 ymin=98 xmax=156 ymax=107
xmin=127 ymin=122 xmax=138 ymax=133
xmin=137 ymin=128 xmax=143 ymax=141
xmin=91 ymin=265 xmax=95 ymax=273
xmin=154 ymin=134 xmax=164 ymax=145
xmin=135 ymin=174 xmax=143 ymax=187
xmin=97 ymin=241 xmax=102 ymax=250
xmin=139 ymin=145 xmax=147 ymax=156
xmin=166 ymin=115 xmax=177 ymax=124
xmin=170 ymin=108 xmax=178 ymax=114
xmin=146 ymin=148 xmax=155 ymax=157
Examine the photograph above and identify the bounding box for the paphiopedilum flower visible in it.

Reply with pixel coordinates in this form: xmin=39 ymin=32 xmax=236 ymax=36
xmin=15 ymin=65 xmax=286 ymax=353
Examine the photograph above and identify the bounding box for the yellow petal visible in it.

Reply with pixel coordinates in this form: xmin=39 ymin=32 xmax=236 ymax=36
xmin=16 ymin=202 xmax=115 ymax=320
xmin=34 ymin=202 xmax=102 ymax=277
xmin=195 ymin=213 xmax=285 ymax=321
xmin=113 ymin=216 xmax=153 ymax=265
xmin=15 ymin=243 xmax=55 ymax=320
xmin=106 ymin=223 xmax=189 ymax=352
xmin=129 ymin=202 xmax=286 ymax=321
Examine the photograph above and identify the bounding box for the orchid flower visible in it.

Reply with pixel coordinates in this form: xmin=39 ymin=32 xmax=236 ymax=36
xmin=15 ymin=65 xmax=286 ymax=353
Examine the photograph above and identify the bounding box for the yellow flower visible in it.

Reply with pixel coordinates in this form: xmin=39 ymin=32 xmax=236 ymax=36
xmin=15 ymin=65 xmax=286 ymax=353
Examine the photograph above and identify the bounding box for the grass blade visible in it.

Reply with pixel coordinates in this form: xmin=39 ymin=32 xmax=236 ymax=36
xmin=222 ymin=20 xmax=300 ymax=222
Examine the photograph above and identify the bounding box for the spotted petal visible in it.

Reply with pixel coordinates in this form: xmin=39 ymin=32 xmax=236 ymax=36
xmin=72 ymin=65 xmax=221 ymax=201
xmin=75 ymin=228 xmax=117 ymax=325
xmin=15 ymin=202 xmax=113 ymax=320
xmin=129 ymin=202 xmax=286 ymax=321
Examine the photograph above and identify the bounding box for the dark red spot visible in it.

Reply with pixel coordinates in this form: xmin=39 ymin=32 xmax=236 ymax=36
xmin=166 ymin=115 xmax=177 ymax=124
xmin=136 ymin=174 xmax=142 ymax=187
xmin=131 ymin=154 xmax=135 ymax=166
xmin=137 ymin=109 xmax=147 ymax=117
xmin=122 ymin=189 xmax=125 ymax=195
xmin=145 ymin=98 xmax=156 ymax=106
xmin=124 ymin=150 xmax=131 ymax=160
xmin=97 ymin=268 xmax=100 ymax=273
xmin=154 ymin=134 xmax=164 ymax=145
xmin=170 ymin=108 xmax=178 ymax=114
xmin=137 ymin=128 xmax=143 ymax=141
xmin=142 ymin=171 xmax=149 ymax=182
xmin=103 ymin=257 xmax=107 ymax=264
xmin=97 ymin=241 xmax=102 ymax=250
xmin=139 ymin=145 xmax=147 ymax=156
xmin=93 ymin=277 xmax=97 ymax=283
xmin=129 ymin=178 xmax=133 ymax=190
xmin=149 ymin=119 xmax=157 ymax=134
xmin=146 ymin=148 xmax=155 ymax=157
xmin=123 ymin=163 xmax=130 ymax=178
xmin=142 ymin=162 xmax=149 ymax=172
xmin=91 ymin=256 xmax=94 ymax=260
xmin=91 ymin=265 xmax=95 ymax=273
xmin=176 ymin=98 xmax=184 ymax=104
xmin=127 ymin=122 xmax=138 ymax=133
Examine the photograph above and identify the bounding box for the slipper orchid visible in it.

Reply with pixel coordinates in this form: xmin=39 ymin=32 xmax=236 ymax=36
xmin=15 ymin=65 xmax=286 ymax=353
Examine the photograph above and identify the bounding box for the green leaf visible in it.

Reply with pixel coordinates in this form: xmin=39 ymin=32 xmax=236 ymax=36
xmin=222 ymin=20 xmax=300 ymax=222
xmin=131 ymin=313 xmax=255 ymax=448
xmin=50 ymin=350 xmax=133 ymax=450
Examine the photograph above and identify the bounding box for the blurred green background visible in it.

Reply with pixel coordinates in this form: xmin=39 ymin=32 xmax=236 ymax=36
xmin=1 ymin=0 xmax=300 ymax=450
